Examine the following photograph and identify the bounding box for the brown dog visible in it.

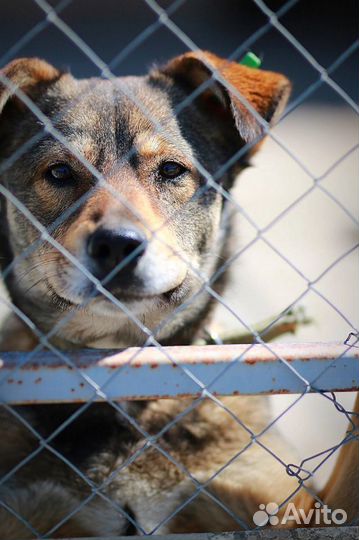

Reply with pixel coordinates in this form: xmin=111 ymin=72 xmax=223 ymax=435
xmin=0 ymin=52 xmax=357 ymax=538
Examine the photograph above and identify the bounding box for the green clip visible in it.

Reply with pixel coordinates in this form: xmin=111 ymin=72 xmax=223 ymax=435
xmin=240 ymin=52 xmax=262 ymax=69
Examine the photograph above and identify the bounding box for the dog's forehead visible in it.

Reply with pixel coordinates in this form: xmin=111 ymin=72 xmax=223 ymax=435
xmin=47 ymin=73 xmax=192 ymax=156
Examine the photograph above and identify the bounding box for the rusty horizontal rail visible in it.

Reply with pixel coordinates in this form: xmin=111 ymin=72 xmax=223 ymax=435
xmin=0 ymin=342 xmax=358 ymax=404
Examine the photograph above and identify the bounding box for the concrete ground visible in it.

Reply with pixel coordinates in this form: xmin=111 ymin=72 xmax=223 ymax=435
xmin=0 ymin=104 xmax=358 ymax=490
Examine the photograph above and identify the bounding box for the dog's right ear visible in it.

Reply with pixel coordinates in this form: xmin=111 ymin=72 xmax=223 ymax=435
xmin=0 ymin=57 xmax=61 ymax=115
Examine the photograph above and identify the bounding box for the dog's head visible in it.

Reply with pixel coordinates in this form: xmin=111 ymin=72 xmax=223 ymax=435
xmin=0 ymin=52 xmax=290 ymax=346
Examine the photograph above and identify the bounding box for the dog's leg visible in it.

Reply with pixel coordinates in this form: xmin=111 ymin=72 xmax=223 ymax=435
xmin=317 ymin=392 xmax=359 ymax=523
xmin=0 ymin=313 xmax=38 ymax=352
xmin=0 ymin=481 xmax=125 ymax=540
xmin=0 ymin=483 xmax=91 ymax=540
xmin=289 ymin=392 xmax=359 ymax=527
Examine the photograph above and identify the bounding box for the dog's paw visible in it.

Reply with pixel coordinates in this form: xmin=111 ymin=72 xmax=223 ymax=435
xmin=0 ymin=313 xmax=38 ymax=352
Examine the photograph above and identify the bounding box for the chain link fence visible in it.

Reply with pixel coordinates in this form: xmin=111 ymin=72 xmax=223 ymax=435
xmin=0 ymin=0 xmax=358 ymax=538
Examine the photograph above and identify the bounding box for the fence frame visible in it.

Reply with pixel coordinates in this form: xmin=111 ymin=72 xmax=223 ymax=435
xmin=1 ymin=342 xmax=358 ymax=404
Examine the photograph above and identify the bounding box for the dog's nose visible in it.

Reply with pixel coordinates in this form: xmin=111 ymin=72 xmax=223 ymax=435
xmin=87 ymin=228 xmax=147 ymax=278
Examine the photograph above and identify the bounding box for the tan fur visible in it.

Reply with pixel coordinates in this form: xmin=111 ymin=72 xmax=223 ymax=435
xmin=0 ymin=57 xmax=60 ymax=111
xmin=135 ymin=131 xmax=164 ymax=157
xmin=0 ymin=314 xmax=38 ymax=352
xmin=317 ymin=393 xmax=359 ymax=523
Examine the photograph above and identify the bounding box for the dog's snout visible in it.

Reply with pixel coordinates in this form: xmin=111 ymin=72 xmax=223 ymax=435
xmin=87 ymin=228 xmax=147 ymax=278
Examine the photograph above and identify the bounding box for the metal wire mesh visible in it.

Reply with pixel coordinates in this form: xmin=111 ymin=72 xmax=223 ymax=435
xmin=0 ymin=0 xmax=358 ymax=537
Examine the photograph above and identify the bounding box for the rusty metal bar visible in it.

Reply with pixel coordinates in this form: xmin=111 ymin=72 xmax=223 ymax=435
xmin=0 ymin=342 xmax=358 ymax=404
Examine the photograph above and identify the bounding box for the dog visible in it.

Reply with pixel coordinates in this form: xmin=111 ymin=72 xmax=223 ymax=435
xmin=0 ymin=51 xmax=357 ymax=538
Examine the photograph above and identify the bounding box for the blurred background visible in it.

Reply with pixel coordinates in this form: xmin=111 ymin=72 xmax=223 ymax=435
xmin=0 ymin=0 xmax=357 ymax=102
xmin=0 ymin=0 xmax=358 ymax=490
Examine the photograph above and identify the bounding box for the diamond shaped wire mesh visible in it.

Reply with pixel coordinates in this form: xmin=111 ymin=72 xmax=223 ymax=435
xmin=0 ymin=0 xmax=358 ymax=538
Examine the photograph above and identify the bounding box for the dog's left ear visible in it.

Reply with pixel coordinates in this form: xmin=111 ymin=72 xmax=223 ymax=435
xmin=0 ymin=57 xmax=61 ymax=115
xmin=161 ymin=51 xmax=291 ymax=144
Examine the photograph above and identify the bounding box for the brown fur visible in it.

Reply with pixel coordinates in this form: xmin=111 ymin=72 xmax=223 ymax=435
xmin=0 ymin=52 xmax=357 ymax=537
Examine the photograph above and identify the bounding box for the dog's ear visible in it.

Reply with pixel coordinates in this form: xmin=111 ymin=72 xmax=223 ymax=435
xmin=161 ymin=51 xmax=291 ymax=144
xmin=0 ymin=57 xmax=61 ymax=114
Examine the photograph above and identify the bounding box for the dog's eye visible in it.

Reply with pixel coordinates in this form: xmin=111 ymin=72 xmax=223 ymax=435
xmin=158 ymin=161 xmax=186 ymax=180
xmin=46 ymin=164 xmax=74 ymax=184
